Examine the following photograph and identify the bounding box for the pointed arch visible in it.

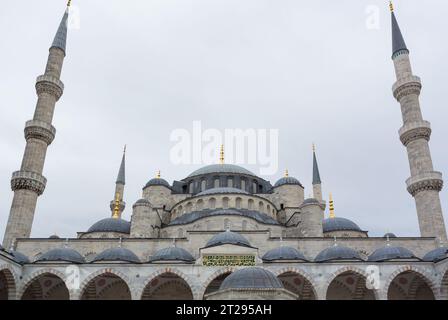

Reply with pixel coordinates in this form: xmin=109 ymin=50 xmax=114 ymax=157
xmin=0 ymin=265 xmax=17 ymax=300
xmin=324 ymin=267 xmax=377 ymax=300
xmin=384 ymin=266 xmax=438 ymax=300
xmin=273 ymin=267 xmax=318 ymax=300
xmin=20 ymin=269 xmax=69 ymax=300
xmin=199 ymin=267 xmax=236 ymax=299
xmin=79 ymin=268 xmax=132 ymax=300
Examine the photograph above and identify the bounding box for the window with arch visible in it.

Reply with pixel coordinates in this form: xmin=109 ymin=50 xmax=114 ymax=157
xmin=267 ymin=204 xmax=271 ymax=213
xmin=196 ymin=199 xmax=204 ymax=211
xmin=178 ymin=205 xmax=183 ymax=213
xmin=258 ymin=201 xmax=264 ymax=212
xmin=248 ymin=199 xmax=254 ymax=210
xmin=222 ymin=197 xmax=229 ymax=209
xmin=214 ymin=178 xmax=220 ymax=188
xmin=186 ymin=202 xmax=193 ymax=213
xmin=227 ymin=177 xmax=233 ymax=188
xmin=209 ymin=198 xmax=216 ymax=209
xmin=188 ymin=182 xmax=194 ymax=194
xmin=201 ymin=180 xmax=206 ymax=191
xmin=252 ymin=181 xmax=257 ymax=193
xmin=235 ymin=197 xmax=242 ymax=209
xmin=241 ymin=179 xmax=246 ymax=191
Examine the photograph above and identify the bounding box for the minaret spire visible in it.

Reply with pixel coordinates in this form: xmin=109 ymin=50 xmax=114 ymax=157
xmin=390 ymin=4 xmax=447 ymax=241
xmin=110 ymin=147 xmax=126 ymax=219
xmin=312 ymin=144 xmax=323 ymax=202
xmin=3 ymin=5 xmax=72 ymax=248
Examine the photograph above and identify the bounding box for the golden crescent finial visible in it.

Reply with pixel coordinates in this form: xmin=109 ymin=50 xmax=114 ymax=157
xmin=220 ymin=145 xmax=225 ymax=164
xmin=156 ymin=170 xmax=161 ymax=179
xmin=67 ymin=0 xmax=72 ymax=7
xmin=329 ymin=193 xmax=335 ymax=219
xmin=284 ymin=169 xmax=289 ymax=177
xmin=389 ymin=1 xmax=394 ymax=12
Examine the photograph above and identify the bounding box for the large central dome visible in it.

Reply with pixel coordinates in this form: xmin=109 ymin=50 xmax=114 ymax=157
xmin=186 ymin=164 xmax=256 ymax=178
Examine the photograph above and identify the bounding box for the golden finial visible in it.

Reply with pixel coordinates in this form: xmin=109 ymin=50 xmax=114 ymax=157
xmin=284 ymin=169 xmax=289 ymax=177
xmin=329 ymin=193 xmax=335 ymax=219
xmin=219 ymin=145 xmax=225 ymax=164
xmin=312 ymin=143 xmax=316 ymax=153
xmin=156 ymin=170 xmax=161 ymax=179
xmin=67 ymin=0 xmax=72 ymax=7
xmin=112 ymin=192 xmax=121 ymax=219
xmin=389 ymin=1 xmax=394 ymax=12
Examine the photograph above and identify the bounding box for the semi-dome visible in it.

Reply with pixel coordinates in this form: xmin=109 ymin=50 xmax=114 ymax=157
xmin=262 ymin=246 xmax=308 ymax=262
xmin=36 ymin=247 xmax=85 ymax=264
xmin=220 ymin=267 xmax=283 ymax=290
xmin=144 ymin=178 xmax=170 ymax=189
xmin=368 ymin=245 xmax=417 ymax=262
xmin=383 ymin=233 xmax=397 ymax=238
xmin=197 ymin=187 xmax=249 ymax=196
xmin=148 ymin=247 xmax=195 ymax=263
xmin=274 ymin=176 xmax=303 ymax=187
xmin=187 ymin=164 xmax=256 ymax=178
xmin=87 ymin=218 xmax=131 ymax=234
xmin=10 ymin=250 xmax=30 ymax=264
xmin=323 ymin=217 xmax=362 ymax=233
xmin=422 ymin=247 xmax=448 ymax=262
xmin=205 ymin=230 xmax=252 ymax=248
xmin=315 ymin=245 xmax=363 ymax=262
xmin=92 ymin=247 xmax=140 ymax=263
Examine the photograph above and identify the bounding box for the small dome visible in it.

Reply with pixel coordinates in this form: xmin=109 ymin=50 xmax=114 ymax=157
xmin=262 ymin=247 xmax=308 ymax=262
xmin=87 ymin=218 xmax=131 ymax=234
xmin=197 ymin=187 xmax=249 ymax=196
xmin=187 ymin=164 xmax=256 ymax=178
xmin=422 ymin=247 xmax=448 ymax=262
xmin=49 ymin=234 xmax=60 ymax=239
xmin=149 ymin=247 xmax=195 ymax=263
xmin=205 ymin=230 xmax=252 ymax=248
xmin=220 ymin=267 xmax=283 ymax=290
xmin=36 ymin=248 xmax=85 ymax=264
xmin=144 ymin=178 xmax=170 ymax=189
xmin=383 ymin=233 xmax=397 ymax=238
xmin=92 ymin=247 xmax=140 ymax=263
xmin=368 ymin=245 xmax=417 ymax=262
xmin=274 ymin=176 xmax=303 ymax=187
xmin=315 ymin=245 xmax=363 ymax=262
xmin=10 ymin=251 xmax=30 ymax=264
xmin=302 ymin=198 xmax=320 ymax=206
xmin=323 ymin=217 xmax=362 ymax=233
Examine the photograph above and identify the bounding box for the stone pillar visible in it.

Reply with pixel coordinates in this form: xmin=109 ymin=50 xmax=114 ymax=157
xmin=130 ymin=199 xmax=161 ymax=238
xmin=392 ymin=53 xmax=447 ymax=241
xmin=3 ymin=47 xmax=66 ymax=248
xmin=299 ymin=199 xmax=324 ymax=237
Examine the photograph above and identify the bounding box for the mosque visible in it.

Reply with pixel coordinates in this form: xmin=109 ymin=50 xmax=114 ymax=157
xmin=0 ymin=2 xmax=447 ymax=300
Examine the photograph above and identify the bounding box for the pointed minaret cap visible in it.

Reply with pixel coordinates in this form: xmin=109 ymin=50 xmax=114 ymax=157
xmin=116 ymin=146 xmax=126 ymax=185
xmin=390 ymin=1 xmax=409 ymax=58
xmin=51 ymin=1 xmax=72 ymax=54
xmin=312 ymin=144 xmax=321 ymax=185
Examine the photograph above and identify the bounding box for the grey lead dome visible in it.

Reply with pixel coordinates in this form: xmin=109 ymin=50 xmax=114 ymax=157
xmin=274 ymin=176 xmax=303 ymax=188
xmin=323 ymin=217 xmax=362 ymax=233
xmin=422 ymin=247 xmax=448 ymax=262
xmin=87 ymin=218 xmax=131 ymax=234
xmin=368 ymin=246 xmax=417 ymax=262
xmin=10 ymin=251 xmax=30 ymax=264
xmin=144 ymin=178 xmax=170 ymax=189
xmin=315 ymin=245 xmax=363 ymax=262
xmin=187 ymin=164 xmax=256 ymax=178
xmin=92 ymin=247 xmax=140 ymax=263
xmin=205 ymin=230 xmax=252 ymax=248
xmin=220 ymin=267 xmax=283 ymax=290
xmin=262 ymin=246 xmax=308 ymax=262
xmin=36 ymin=248 xmax=85 ymax=264
xmin=149 ymin=247 xmax=195 ymax=263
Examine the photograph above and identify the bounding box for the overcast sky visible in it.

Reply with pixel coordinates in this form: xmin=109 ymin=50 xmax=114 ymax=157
xmin=0 ymin=0 xmax=447 ymax=239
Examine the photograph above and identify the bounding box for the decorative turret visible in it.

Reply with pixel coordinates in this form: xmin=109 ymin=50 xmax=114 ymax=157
xmin=389 ymin=2 xmax=447 ymax=241
xmin=3 ymin=2 xmax=72 ymax=248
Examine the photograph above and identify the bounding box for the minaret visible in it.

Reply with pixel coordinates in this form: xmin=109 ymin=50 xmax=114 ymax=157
xmin=389 ymin=2 xmax=447 ymax=241
xmin=110 ymin=146 xmax=126 ymax=219
xmin=312 ymin=144 xmax=323 ymax=202
xmin=3 ymin=3 xmax=72 ymax=248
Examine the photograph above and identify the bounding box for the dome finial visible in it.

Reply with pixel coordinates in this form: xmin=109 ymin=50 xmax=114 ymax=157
xmin=389 ymin=1 xmax=394 ymax=12
xmin=156 ymin=170 xmax=161 ymax=179
xmin=386 ymin=235 xmax=391 ymax=246
xmin=312 ymin=143 xmax=316 ymax=153
xmin=112 ymin=192 xmax=121 ymax=219
xmin=67 ymin=0 xmax=72 ymax=7
xmin=219 ymin=145 xmax=225 ymax=164
xmin=284 ymin=169 xmax=289 ymax=177
xmin=329 ymin=193 xmax=335 ymax=218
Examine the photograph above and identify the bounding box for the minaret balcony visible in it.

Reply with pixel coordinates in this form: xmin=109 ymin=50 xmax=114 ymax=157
xmin=24 ymin=120 xmax=56 ymax=145
xmin=406 ymin=171 xmax=443 ymax=196
xmin=399 ymin=120 xmax=431 ymax=146
xmin=392 ymin=75 xmax=422 ymax=101
xmin=10 ymin=170 xmax=47 ymax=195
xmin=35 ymin=74 xmax=64 ymax=100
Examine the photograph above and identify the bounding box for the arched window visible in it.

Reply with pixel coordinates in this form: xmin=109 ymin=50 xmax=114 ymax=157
xmin=241 ymin=179 xmax=246 ymax=191
xmin=201 ymin=180 xmax=206 ymax=191
xmin=186 ymin=202 xmax=193 ymax=213
xmin=252 ymin=181 xmax=257 ymax=193
xmin=209 ymin=198 xmax=216 ymax=209
xmin=178 ymin=205 xmax=183 ymax=213
xmin=189 ymin=182 xmax=194 ymax=194
xmin=214 ymin=178 xmax=220 ymax=188
xmin=222 ymin=197 xmax=229 ymax=209
xmin=196 ymin=199 xmax=204 ymax=211
xmin=227 ymin=177 xmax=233 ymax=188
xmin=267 ymin=205 xmax=271 ymax=213
xmin=258 ymin=201 xmax=264 ymax=212
xmin=248 ymin=199 xmax=254 ymax=210
xmin=235 ymin=197 xmax=242 ymax=209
